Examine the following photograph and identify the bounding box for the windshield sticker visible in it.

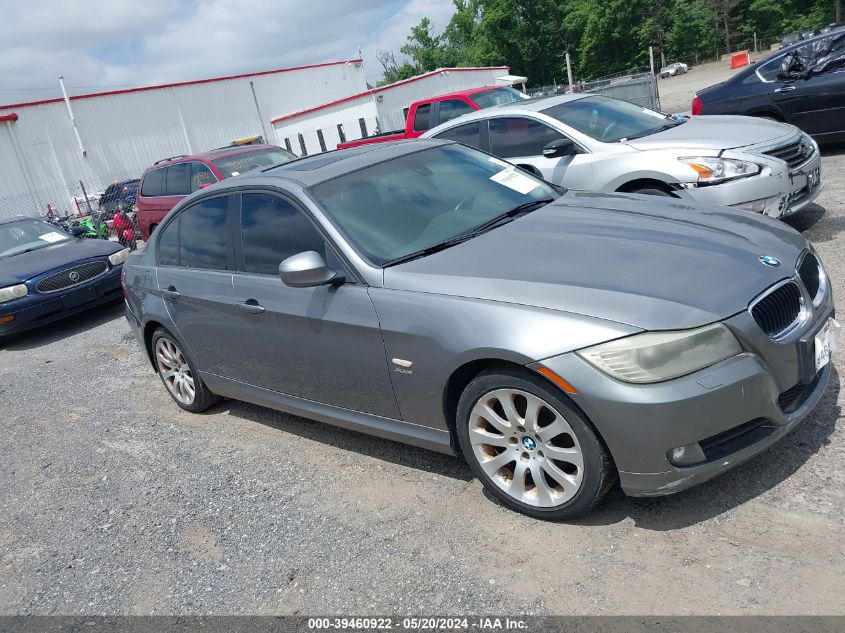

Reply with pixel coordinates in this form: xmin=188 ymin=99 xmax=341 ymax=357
xmin=488 ymin=156 xmax=511 ymax=168
xmin=490 ymin=168 xmax=541 ymax=195
xmin=38 ymin=231 xmax=67 ymax=243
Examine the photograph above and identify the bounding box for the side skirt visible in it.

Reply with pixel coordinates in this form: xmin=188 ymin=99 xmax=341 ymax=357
xmin=199 ymin=372 xmax=455 ymax=456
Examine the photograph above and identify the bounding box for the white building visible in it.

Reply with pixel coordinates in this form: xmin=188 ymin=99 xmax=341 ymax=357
xmin=0 ymin=60 xmax=510 ymax=218
xmin=271 ymin=66 xmax=510 ymax=155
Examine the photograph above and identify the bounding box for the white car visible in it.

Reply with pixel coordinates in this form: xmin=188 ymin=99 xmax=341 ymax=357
xmin=422 ymin=94 xmax=822 ymax=219
xmin=660 ymin=62 xmax=688 ymax=77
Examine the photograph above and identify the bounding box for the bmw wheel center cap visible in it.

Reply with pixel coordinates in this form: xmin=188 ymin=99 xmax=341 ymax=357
xmin=521 ymin=436 xmax=537 ymax=451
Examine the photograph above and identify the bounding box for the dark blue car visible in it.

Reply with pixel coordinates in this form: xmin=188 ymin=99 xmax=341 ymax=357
xmin=0 ymin=217 xmax=128 ymax=338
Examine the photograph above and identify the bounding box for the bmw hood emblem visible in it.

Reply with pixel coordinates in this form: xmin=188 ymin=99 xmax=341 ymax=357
xmin=758 ymin=255 xmax=781 ymax=267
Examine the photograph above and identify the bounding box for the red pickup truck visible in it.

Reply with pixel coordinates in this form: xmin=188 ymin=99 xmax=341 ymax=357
xmin=336 ymin=85 xmax=527 ymax=149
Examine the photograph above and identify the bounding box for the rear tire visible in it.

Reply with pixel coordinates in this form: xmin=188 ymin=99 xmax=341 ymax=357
xmin=151 ymin=328 xmax=219 ymax=413
xmin=456 ymin=368 xmax=616 ymax=520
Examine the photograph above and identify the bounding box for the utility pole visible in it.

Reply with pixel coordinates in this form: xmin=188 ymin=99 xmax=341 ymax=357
xmin=565 ymin=52 xmax=574 ymax=93
xmin=58 ymin=75 xmax=86 ymax=156
xmin=753 ymin=32 xmax=757 ymax=53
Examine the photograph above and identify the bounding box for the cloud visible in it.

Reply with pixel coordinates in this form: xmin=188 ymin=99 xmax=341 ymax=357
xmin=0 ymin=0 xmax=457 ymax=105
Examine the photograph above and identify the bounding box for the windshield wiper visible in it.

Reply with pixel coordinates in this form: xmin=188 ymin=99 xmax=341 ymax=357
xmin=382 ymin=199 xmax=554 ymax=267
xmin=622 ymin=119 xmax=684 ymax=142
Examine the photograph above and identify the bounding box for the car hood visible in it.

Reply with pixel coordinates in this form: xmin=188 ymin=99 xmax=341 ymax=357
xmin=624 ymin=115 xmax=794 ymax=151
xmin=0 ymin=238 xmax=122 ymax=286
xmin=383 ymin=191 xmax=807 ymax=331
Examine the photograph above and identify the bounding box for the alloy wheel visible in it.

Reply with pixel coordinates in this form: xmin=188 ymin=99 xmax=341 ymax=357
xmin=155 ymin=337 xmax=195 ymax=405
xmin=468 ymin=388 xmax=584 ymax=507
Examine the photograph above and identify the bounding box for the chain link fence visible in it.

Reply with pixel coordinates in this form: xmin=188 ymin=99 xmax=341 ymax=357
xmin=528 ymin=67 xmax=659 ymax=110
xmin=3 ymin=169 xmax=146 ymax=251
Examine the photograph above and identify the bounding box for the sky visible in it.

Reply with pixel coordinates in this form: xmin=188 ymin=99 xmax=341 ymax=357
xmin=0 ymin=0 xmax=457 ymax=106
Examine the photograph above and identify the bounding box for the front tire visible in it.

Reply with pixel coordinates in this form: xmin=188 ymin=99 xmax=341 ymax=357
xmin=151 ymin=328 xmax=219 ymax=412
xmin=631 ymin=187 xmax=671 ymax=197
xmin=456 ymin=368 xmax=616 ymax=520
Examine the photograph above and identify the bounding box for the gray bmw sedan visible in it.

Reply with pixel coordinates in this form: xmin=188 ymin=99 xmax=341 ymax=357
xmin=123 ymin=139 xmax=838 ymax=520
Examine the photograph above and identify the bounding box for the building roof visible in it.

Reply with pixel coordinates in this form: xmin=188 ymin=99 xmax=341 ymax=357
xmin=0 ymin=59 xmax=363 ymax=111
xmin=270 ymin=66 xmax=510 ymax=125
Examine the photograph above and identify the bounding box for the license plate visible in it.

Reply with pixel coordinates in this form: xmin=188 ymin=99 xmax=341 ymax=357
xmin=814 ymin=318 xmax=840 ymax=372
xmin=808 ymin=167 xmax=820 ymax=188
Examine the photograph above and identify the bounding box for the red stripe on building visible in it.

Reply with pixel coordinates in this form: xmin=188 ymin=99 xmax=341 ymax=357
xmin=0 ymin=59 xmax=363 ymax=111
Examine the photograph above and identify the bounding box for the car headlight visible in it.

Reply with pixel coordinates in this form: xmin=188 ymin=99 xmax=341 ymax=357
xmin=108 ymin=248 xmax=130 ymax=266
xmin=0 ymin=284 xmax=28 ymax=304
xmin=679 ymin=157 xmax=760 ymax=184
xmin=577 ymin=323 xmax=741 ymax=384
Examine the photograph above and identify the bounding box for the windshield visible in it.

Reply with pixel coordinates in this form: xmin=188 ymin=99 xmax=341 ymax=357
xmin=211 ymin=147 xmax=296 ymax=178
xmin=471 ymin=87 xmax=529 ymax=109
xmin=309 ymin=144 xmax=558 ymax=266
xmin=0 ymin=219 xmax=70 ymax=257
xmin=542 ymin=96 xmax=677 ymax=142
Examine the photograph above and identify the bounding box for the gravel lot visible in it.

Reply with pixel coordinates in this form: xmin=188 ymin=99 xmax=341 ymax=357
xmin=2 ymin=65 xmax=844 ymax=615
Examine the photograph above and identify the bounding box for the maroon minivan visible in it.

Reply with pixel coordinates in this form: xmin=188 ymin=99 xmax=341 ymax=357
xmin=136 ymin=144 xmax=296 ymax=240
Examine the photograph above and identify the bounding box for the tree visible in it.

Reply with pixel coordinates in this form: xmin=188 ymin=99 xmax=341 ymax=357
xmin=709 ymin=0 xmax=741 ymax=54
xmin=376 ymin=50 xmax=418 ymax=86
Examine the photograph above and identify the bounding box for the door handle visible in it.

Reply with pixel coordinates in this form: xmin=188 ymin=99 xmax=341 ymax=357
xmin=160 ymin=287 xmax=180 ymax=299
xmin=774 ymin=86 xmax=796 ymax=93
xmin=237 ymin=300 xmax=265 ymax=314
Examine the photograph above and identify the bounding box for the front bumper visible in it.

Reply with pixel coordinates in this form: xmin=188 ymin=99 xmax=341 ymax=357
xmin=677 ymin=145 xmax=822 ymax=220
xmin=0 ymin=265 xmax=122 ymax=337
xmin=531 ymin=303 xmax=834 ymax=498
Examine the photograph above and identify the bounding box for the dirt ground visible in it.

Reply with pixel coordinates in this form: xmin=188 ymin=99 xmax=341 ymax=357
xmin=1 ymin=65 xmax=844 ymax=614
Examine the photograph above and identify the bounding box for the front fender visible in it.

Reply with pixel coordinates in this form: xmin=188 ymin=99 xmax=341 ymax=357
xmin=368 ymin=288 xmax=638 ymax=431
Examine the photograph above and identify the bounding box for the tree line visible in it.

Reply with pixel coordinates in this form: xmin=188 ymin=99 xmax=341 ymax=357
xmin=378 ymin=0 xmax=841 ymax=87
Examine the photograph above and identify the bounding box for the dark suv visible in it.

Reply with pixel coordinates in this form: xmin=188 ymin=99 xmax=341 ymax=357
xmin=98 ymin=179 xmax=139 ymax=213
xmin=136 ymin=144 xmax=296 ymax=239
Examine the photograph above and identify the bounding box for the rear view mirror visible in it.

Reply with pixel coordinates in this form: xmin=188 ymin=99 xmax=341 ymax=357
xmin=542 ymin=138 xmax=577 ymax=158
xmin=279 ymin=251 xmax=344 ymax=288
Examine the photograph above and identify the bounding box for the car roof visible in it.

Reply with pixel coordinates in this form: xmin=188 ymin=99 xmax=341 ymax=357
xmin=242 ymin=138 xmax=452 ymax=187
xmin=427 ymin=93 xmax=589 ymax=126
xmin=145 ymin=144 xmax=283 ymax=171
xmin=427 ymin=85 xmax=515 ymax=101
xmin=0 ymin=216 xmax=38 ymax=226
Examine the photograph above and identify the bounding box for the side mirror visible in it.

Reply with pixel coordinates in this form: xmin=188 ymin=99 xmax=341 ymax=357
xmin=70 ymin=226 xmax=87 ymax=238
xmin=279 ymin=251 xmax=344 ymax=288
xmin=542 ymin=138 xmax=577 ymax=158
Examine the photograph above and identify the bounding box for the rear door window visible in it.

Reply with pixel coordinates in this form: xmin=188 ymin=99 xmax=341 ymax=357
xmin=433 ymin=122 xmax=483 ymax=150
xmin=413 ymin=104 xmax=432 ymax=132
xmin=165 ymin=163 xmax=190 ymax=196
xmin=437 ymin=99 xmax=474 ymax=125
xmin=178 ymin=196 xmax=231 ymax=270
xmin=140 ymin=168 xmax=164 ymax=197
xmin=157 ymin=217 xmax=180 ymax=266
xmin=489 ymin=117 xmax=565 ymax=158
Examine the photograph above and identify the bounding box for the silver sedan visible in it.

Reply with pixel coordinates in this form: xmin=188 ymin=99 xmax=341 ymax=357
xmin=124 ymin=140 xmax=837 ymax=520
xmin=423 ymin=94 xmax=822 ymax=219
